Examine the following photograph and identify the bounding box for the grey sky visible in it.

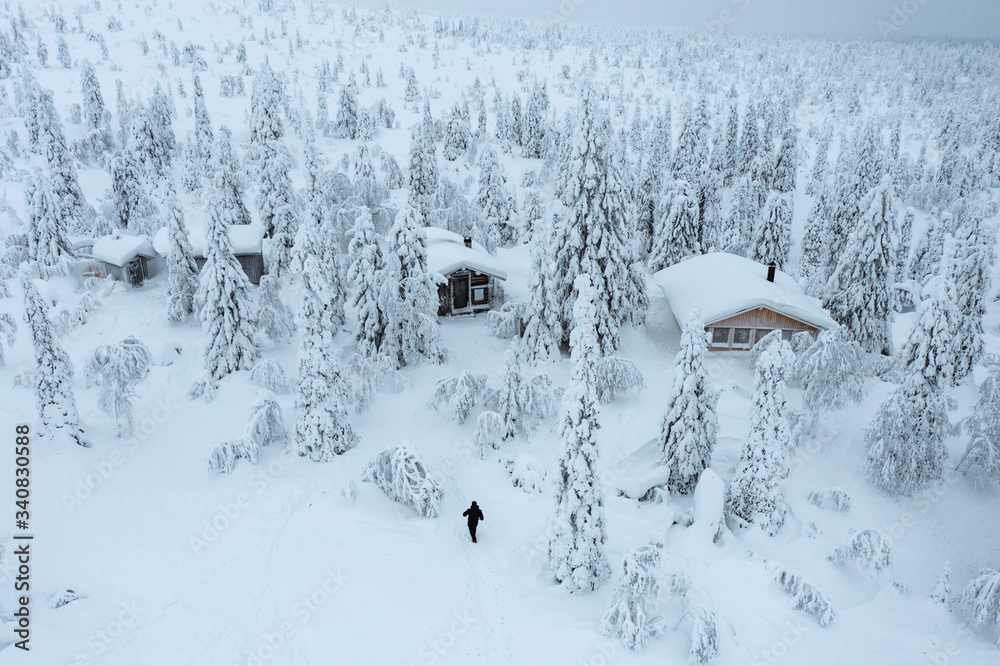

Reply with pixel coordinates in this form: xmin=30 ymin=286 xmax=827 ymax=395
xmin=347 ymin=0 xmax=1000 ymax=41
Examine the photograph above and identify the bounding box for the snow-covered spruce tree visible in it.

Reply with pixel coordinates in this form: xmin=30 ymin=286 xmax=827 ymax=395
xmin=795 ymin=327 xmax=866 ymax=428
xmin=672 ymin=97 xmax=710 ymax=184
xmin=497 ymin=343 xmax=524 ymax=440
xmin=959 ymin=568 xmax=1000 ymax=644
xmin=648 ymin=181 xmax=699 ymax=273
xmin=195 ymin=185 xmax=259 ymax=380
xmin=899 ymin=260 xmax=959 ymax=388
xmin=725 ymin=338 xmax=794 ymax=535
xmin=737 ymin=99 xmax=761 ymax=176
xmin=660 ymin=314 xmax=719 ymax=495
xmin=799 ymin=186 xmax=833 ymax=294
xmin=865 ymin=372 xmax=949 ymax=496
xmin=87 ymin=337 xmax=151 ymax=437
xmin=256 ymin=138 xmax=298 ymax=275
xmin=25 ymin=171 xmax=73 ymax=272
xmin=246 ymin=61 xmax=284 ymax=169
xmin=256 ymin=275 xmax=294 ymax=345
xmin=600 ymin=544 xmax=664 ymax=650
xmin=79 ymin=59 xmax=113 ymax=159
xmin=37 ymin=88 xmax=87 ymax=229
xmin=476 ymin=146 xmax=517 ymax=248
xmin=550 ymin=86 xmax=646 ymax=354
xmin=442 ymin=102 xmax=469 ymax=161
xmin=948 ymin=222 xmax=995 ymax=381
xmin=212 ymin=126 xmax=252 ymax=227
xmin=347 ymin=209 xmax=387 ymax=358
xmin=380 ymin=206 xmax=446 ymax=368
xmin=520 ymin=234 xmax=561 ymax=364
xmin=807 ymin=123 xmax=833 ymax=196
xmin=751 ymin=191 xmax=792 ymax=270
xmin=363 ymin=442 xmax=442 ymax=517
xmin=718 ymin=177 xmax=759 ymax=257
xmin=192 ymin=73 xmax=213 ymax=163
xmin=958 ymin=364 xmax=1000 ymax=485
xmin=407 ymin=121 xmax=438 ymax=222
xmin=522 ymin=81 xmax=548 ymax=159
xmin=548 ymin=275 xmax=611 ymax=592
xmin=294 ymin=229 xmax=358 ymax=462
xmin=822 ymin=176 xmax=897 ymax=355
xmin=334 ymin=73 xmax=360 ymax=140
xmin=293 ymin=194 xmax=346 ymax=337
xmin=22 ymin=277 xmax=89 ymax=447
xmin=771 ymin=125 xmax=798 ymax=193
xmin=164 ymin=197 xmax=199 ymax=322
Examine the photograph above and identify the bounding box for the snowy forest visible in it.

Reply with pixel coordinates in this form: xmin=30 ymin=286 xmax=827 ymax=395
xmin=0 ymin=0 xmax=999 ymax=663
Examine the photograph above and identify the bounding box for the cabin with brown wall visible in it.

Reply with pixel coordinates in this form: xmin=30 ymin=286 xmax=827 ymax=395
xmin=705 ymin=307 xmax=820 ymax=351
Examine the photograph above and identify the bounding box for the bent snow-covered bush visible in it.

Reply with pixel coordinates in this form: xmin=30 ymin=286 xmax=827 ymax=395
xmin=363 ymin=442 xmax=443 ymax=517
xmin=208 ymin=395 xmax=286 ymax=475
xmin=959 ymin=568 xmax=1000 ymax=644
xmin=771 ymin=563 xmax=835 ymax=627
xmin=830 ymin=529 xmax=892 ymax=575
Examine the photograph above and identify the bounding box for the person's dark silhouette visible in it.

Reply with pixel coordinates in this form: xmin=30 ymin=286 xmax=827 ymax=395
xmin=463 ymin=501 xmax=484 ymax=543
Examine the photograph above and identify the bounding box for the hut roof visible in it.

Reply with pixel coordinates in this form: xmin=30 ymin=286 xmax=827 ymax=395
xmin=652 ymin=252 xmax=837 ymax=331
xmin=91 ymin=233 xmax=157 ymax=266
xmin=424 ymin=227 xmax=507 ymax=281
xmin=153 ymin=223 xmax=266 ymax=258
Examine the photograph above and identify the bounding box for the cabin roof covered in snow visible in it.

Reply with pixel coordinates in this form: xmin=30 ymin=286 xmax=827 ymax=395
xmin=91 ymin=234 xmax=157 ymax=266
xmin=424 ymin=227 xmax=507 ymax=281
xmin=153 ymin=223 xmax=266 ymax=258
xmin=652 ymin=252 xmax=838 ymax=330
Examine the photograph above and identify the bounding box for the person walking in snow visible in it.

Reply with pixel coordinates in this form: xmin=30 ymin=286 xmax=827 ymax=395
xmin=463 ymin=501 xmax=484 ymax=543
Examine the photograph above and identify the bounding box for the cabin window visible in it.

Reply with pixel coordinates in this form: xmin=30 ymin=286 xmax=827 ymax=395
xmin=754 ymin=329 xmax=774 ymax=344
xmin=781 ymin=330 xmax=794 ymax=341
xmin=712 ymin=328 xmax=730 ymax=345
xmin=733 ymin=328 xmax=752 ymax=345
xmin=472 ymin=285 xmax=488 ymax=305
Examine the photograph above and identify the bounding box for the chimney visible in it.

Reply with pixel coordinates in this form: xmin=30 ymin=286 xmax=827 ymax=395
xmin=463 ymin=236 xmax=473 ymax=248
xmin=766 ymin=263 xmax=776 ymax=283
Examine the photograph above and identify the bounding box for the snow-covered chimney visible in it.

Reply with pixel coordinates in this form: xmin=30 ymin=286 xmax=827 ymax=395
xmin=766 ymin=263 xmax=776 ymax=283
xmin=463 ymin=236 xmax=473 ymax=248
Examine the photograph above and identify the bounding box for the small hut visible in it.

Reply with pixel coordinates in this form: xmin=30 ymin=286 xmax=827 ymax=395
xmin=653 ymin=253 xmax=837 ymax=351
xmin=90 ymin=233 xmax=162 ymax=287
xmin=154 ymin=223 xmax=266 ymax=284
xmin=425 ymin=227 xmax=507 ymax=316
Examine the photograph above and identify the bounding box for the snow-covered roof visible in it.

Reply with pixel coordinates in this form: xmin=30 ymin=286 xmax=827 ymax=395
xmin=153 ymin=223 xmax=266 ymax=258
xmin=652 ymin=252 xmax=838 ymax=331
xmin=91 ymin=234 xmax=157 ymax=266
xmin=424 ymin=227 xmax=507 ymax=280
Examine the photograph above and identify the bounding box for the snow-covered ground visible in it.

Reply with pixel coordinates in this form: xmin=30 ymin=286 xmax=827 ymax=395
xmin=0 ymin=1 xmax=999 ymax=664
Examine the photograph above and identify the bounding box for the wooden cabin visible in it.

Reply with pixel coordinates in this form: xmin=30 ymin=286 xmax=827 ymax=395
xmin=653 ymin=253 xmax=837 ymax=351
xmin=424 ymin=227 xmax=507 ymax=316
xmin=154 ymin=223 xmax=266 ymax=285
xmin=89 ymin=234 xmax=163 ymax=287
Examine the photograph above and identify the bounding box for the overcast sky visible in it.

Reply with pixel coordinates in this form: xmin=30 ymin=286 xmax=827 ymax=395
xmin=347 ymin=0 xmax=1000 ymax=41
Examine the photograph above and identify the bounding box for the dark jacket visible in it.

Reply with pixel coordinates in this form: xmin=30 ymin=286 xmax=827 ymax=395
xmin=463 ymin=503 xmax=484 ymax=526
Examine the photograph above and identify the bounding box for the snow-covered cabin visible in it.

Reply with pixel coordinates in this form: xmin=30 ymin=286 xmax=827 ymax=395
xmin=425 ymin=227 xmax=507 ymax=316
xmin=653 ymin=253 xmax=837 ymax=351
xmin=89 ymin=233 xmax=163 ymax=287
xmin=153 ymin=223 xmax=266 ymax=285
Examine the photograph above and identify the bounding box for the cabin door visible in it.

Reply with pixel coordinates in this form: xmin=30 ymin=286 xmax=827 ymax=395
xmin=126 ymin=258 xmax=144 ymax=286
xmin=452 ymin=275 xmax=469 ymax=311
